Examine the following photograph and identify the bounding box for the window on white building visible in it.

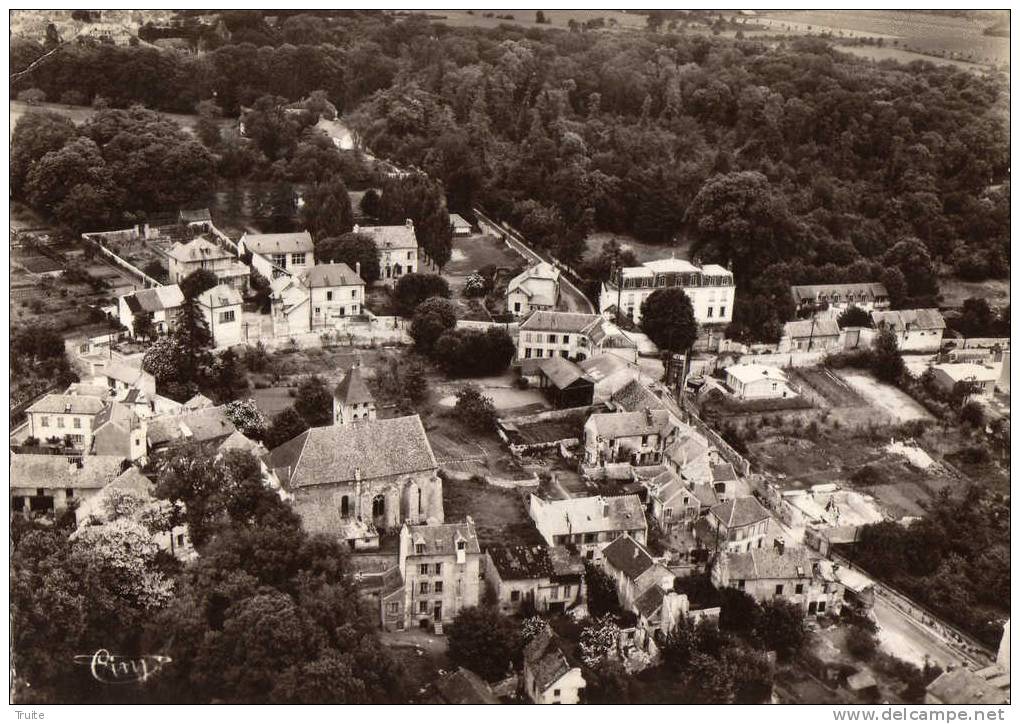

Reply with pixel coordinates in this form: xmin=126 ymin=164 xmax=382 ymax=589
xmin=272 ymin=254 xmax=287 ymax=268
xmin=291 ymin=253 xmax=306 ymax=266
xmin=326 ymin=291 xmax=333 ymax=301
xmin=219 ymin=310 xmax=235 ymax=323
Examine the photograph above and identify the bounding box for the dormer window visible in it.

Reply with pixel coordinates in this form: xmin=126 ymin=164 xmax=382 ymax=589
xmin=456 ymin=540 xmax=465 ymax=551
xmin=415 ymin=543 xmax=425 ymax=554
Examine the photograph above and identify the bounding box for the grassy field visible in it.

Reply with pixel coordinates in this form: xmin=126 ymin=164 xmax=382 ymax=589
xmin=404 ymin=8 xmax=644 ymax=31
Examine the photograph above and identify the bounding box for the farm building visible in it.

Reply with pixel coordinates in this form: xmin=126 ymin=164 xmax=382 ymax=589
xmin=930 ymin=363 xmax=998 ymax=398
xmin=871 ymin=308 xmax=946 ymax=352
xmin=535 ymin=356 xmax=595 ymax=408
xmin=449 ymin=213 xmax=473 ymax=236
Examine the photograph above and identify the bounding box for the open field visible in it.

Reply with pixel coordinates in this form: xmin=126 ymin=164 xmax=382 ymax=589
xmin=837 ymin=45 xmax=985 ymax=71
xmin=757 ymin=10 xmax=1008 ymax=66
xmin=404 ymin=8 xmax=644 ymax=31
xmin=834 ymin=371 xmax=933 ymax=423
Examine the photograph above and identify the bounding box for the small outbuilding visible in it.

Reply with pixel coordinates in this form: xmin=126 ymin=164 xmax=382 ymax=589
xmin=536 ymin=356 xmax=595 ymax=408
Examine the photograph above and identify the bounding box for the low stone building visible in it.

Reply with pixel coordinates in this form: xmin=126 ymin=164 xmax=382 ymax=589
xmin=522 ymin=628 xmax=586 ymax=705
xmin=485 ymin=545 xmax=586 ymax=616
xmin=931 ymin=363 xmax=998 ymax=399
xmin=266 ymin=415 xmax=443 ymax=548
xmin=583 ymin=409 xmax=675 ymax=466
xmin=506 ymin=262 xmax=560 ymax=317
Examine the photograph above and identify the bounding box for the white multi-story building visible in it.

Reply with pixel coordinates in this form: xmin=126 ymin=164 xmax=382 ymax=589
xmin=517 ymin=311 xmax=637 ymax=364
xmin=167 ymin=238 xmax=250 ymax=291
xmin=196 ymin=284 xmax=244 ymax=348
xmin=599 ymin=258 xmax=735 ymax=326
xmin=239 ymin=231 xmax=316 ymax=280
xmin=269 ymin=263 xmax=366 ymax=336
xmin=352 ymin=220 xmax=418 ymax=282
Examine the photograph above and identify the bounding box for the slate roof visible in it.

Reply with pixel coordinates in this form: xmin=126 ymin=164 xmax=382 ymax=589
xmin=664 ymin=431 xmax=710 ymax=467
xmin=523 ymin=628 xmax=573 ymax=694
xmin=691 ymin=483 xmax=720 ymax=508
xmin=407 ymin=520 xmax=481 ymax=555
xmin=872 ymin=309 xmax=946 ymax=332
xmin=93 ymin=401 xmax=140 ymax=432
xmin=268 ymin=415 xmax=437 ymax=488
xmin=578 ymin=353 xmax=629 ymax=381
xmin=926 ymin=666 xmax=1010 ymax=705
xmin=333 ymin=367 xmax=374 ymax=405
xmin=430 ymin=668 xmax=500 ymax=705
xmin=146 ymin=406 xmax=237 ymax=447
xmin=27 ymin=393 xmax=106 ymax=416
xmin=711 ymin=496 xmax=770 ymax=529
xmin=725 ymin=364 xmax=787 ymax=385
xmin=217 ymin=430 xmax=267 ymax=457
xmin=602 ymin=534 xmax=657 ymax=581
xmin=587 ymin=409 xmax=672 ymax=439
xmin=725 ymin=546 xmax=815 ymax=581
xmin=651 ymin=476 xmax=691 ymax=508
xmin=784 ymin=318 xmax=840 ymax=338
xmin=634 ymin=586 xmax=666 ymax=619
xmin=611 ymin=379 xmax=666 ymax=413
xmin=242 ymin=231 xmax=314 ymax=255
xmin=10 ymin=453 xmax=126 ymax=490
xmin=123 ymin=285 xmax=185 ymax=314
xmin=489 ymin=545 xmax=554 ymax=580
xmin=355 ymin=223 xmax=418 ymax=249
xmin=197 ymin=284 xmax=242 ymax=309
xmin=711 ymin=463 xmax=737 ymax=483
xmin=520 ymin=310 xmax=602 ymax=334
xmin=791 ymin=282 xmax=888 ymax=304
xmin=168 ymin=237 xmax=234 ymax=262
xmin=300 ymin=263 xmax=364 ymax=288
xmin=538 ymin=356 xmax=593 ymax=390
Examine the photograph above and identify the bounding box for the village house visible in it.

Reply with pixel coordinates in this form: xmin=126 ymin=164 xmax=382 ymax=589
xmin=91 ymin=401 xmax=147 ymax=462
xmin=925 ymin=665 xmax=1010 ymax=705
xmin=579 ymin=354 xmax=640 ymax=404
xmin=663 ymin=429 xmax=713 ymax=484
xmin=872 ymin=309 xmax=946 ymax=352
xmin=167 ymin=237 xmax=250 ymax=291
xmin=25 ymin=391 xmax=107 ymax=450
xmin=89 ymin=359 xmax=157 ymax=398
xmin=599 ymin=257 xmax=735 ymax=326
xmin=146 ymin=405 xmax=237 ymax=455
xmin=333 ymin=366 xmax=376 ymax=426
xmin=384 ymin=519 xmax=482 ymax=633
xmin=601 ymin=533 xmax=691 ymax=658
xmin=485 ymin=545 xmax=586 ymax=616
xmin=583 ymin=409 xmax=675 ymax=466
xmin=694 ymin=496 xmax=772 ymax=553
xmin=353 ymin=220 xmax=418 ymax=282
xmin=426 ymin=668 xmax=500 ymax=704
xmin=449 ymin=213 xmax=473 ymax=237
xmin=931 ymin=362 xmax=999 ymax=399
xmin=790 ymin=282 xmax=890 ymax=318
xmin=522 ymin=628 xmax=586 ymax=704
xmin=648 ymin=469 xmax=701 ymax=535
xmin=239 ymin=230 xmax=315 ymax=280
xmin=529 ymin=494 xmax=647 ymax=561
xmin=533 ymin=356 xmax=595 ymax=408
xmin=117 ymin=284 xmax=185 ymax=338
xmin=712 ymin=542 xmax=844 ymax=617
xmin=196 ymin=284 xmax=244 ymax=348
xmin=10 ymin=453 xmax=126 ymax=518
xmin=74 ymin=467 xmax=193 ymax=560
xmin=779 ymin=318 xmax=842 ymax=353
xmin=270 ymin=263 xmax=366 ymax=336
xmin=506 ymin=262 xmax=561 ymax=317
xmin=725 ymin=363 xmax=797 ymax=400
xmin=267 ymin=415 xmax=443 ymax=549
xmin=518 ymin=311 xmax=638 ymax=364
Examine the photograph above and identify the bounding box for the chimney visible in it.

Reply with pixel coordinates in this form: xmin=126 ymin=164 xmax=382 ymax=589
xmin=602 ymin=502 xmax=609 ymax=519
xmin=353 ymin=224 xmax=360 ymax=233
xmin=774 ymin=537 xmax=785 ymax=555
xmin=645 ymin=409 xmax=653 ymax=425
xmin=405 ymin=218 xmax=413 ymax=228
xmin=355 ymin=261 xmax=361 ymax=277
xmin=633 ymin=547 xmax=640 ymax=559
xmin=354 ymin=467 xmax=362 ymax=482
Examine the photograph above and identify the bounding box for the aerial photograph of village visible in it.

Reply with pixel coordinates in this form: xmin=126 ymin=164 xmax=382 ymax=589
xmin=8 ymin=7 xmax=1011 ymax=710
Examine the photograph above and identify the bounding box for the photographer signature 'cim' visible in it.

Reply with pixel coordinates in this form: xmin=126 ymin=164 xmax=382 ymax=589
xmin=73 ymin=650 xmax=172 ymax=684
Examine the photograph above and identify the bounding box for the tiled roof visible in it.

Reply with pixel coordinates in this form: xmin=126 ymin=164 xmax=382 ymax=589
xmin=507 ymin=262 xmax=560 ymax=295
xmin=587 ymin=409 xmax=672 ymax=439
xmin=10 ymin=453 xmax=126 ymax=490
xmin=97 ymin=359 xmax=151 ymax=387
xmin=146 ymin=406 xmax=237 ymax=447
xmin=690 ymin=483 xmax=720 ymax=508
xmin=333 ymin=367 xmax=374 ymax=405
xmin=610 ymin=379 xmax=666 ymax=413
xmin=725 ymin=546 xmax=815 ymax=581
xmin=242 ymin=231 xmax=314 ymax=255
xmin=407 ymin=520 xmax=481 ymax=555
xmin=217 ymin=430 xmax=267 ymax=456
xmin=634 ymin=586 xmax=666 ymax=618
xmin=300 ymin=263 xmax=364 ymax=288
xmin=489 ymin=545 xmax=554 ymax=580
xmin=431 ymin=668 xmax=500 ymax=705
xmin=533 ymin=494 xmax=645 ymax=535
xmin=602 ymin=534 xmax=656 ymax=581
xmin=538 ymin=356 xmax=592 ymax=390
xmin=168 ymin=237 xmax=234 ymax=262
xmin=124 ymin=285 xmax=185 ymax=314
xmin=354 ymin=223 xmax=418 ymax=250
xmin=664 ymin=431 xmax=710 ymax=467
xmin=93 ymin=401 xmax=140 ymax=432
xmin=725 ymin=364 xmax=787 ymax=385
xmin=872 ymin=308 xmax=946 ymax=332
xmin=711 ymin=496 xmax=770 ymax=529
xmin=519 ymin=310 xmax=601 ymax=334
xmin=523 ymin=628 xmax=572 ymax=694
xmin=926 ymin=666 xmax=1010 ymax=705
xmin=268 ymin=415 xmax=437 ymax=488
xmin=711 ymin=463 xmax=737 ymax=483
xmin=578 ymin=353 xmax=629 ymax=381
xmin=197 ymin=284 xmax=242 ymax=309
xmin=791 ymin=282 xmax=888 ymax=304
xmin=27 ymin=393 xmax=106 ymax=416
xmin=784 ymin=319 xmax=840 ymax=338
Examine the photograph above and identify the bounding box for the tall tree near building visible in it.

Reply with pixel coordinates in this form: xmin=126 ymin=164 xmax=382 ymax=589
xmin=300 ymin=175 xmax=354 ymax=240
xmin=314 ymin=232 xmax=380 ymax=283
xmin=180 ymin=268 xmax=219 ymax=299
xmin=377 ymin=175 xmax=453 ymax=271
xmin=639 ymin=287 xmax=699 ymax=352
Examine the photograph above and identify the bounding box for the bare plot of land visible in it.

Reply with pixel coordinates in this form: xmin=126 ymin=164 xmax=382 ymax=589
xmin=834 ymin=371 xmax=933 ymax=423
xmin=442 ymin=476 xmax=544 ymax=548
xmin=788 ymin=367 xmax=866 ymax=408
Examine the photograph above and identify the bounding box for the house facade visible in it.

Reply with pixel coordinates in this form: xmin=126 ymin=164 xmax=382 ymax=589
xmin=694 ymin=496 xmax=771 ymax=553
xmin=196 ymin=284 xmax=244 ymax=348
xmin=167 ymin=237 xmax=250 ymax=291
xmin=517 ymin=311 xmax=637 ymax=364
xmin=931 ymin=363 xmax=998 ymax=399
xmin=523 ymin=629 xmax=586 ymax=704
xmin=118 ymin=285 xmax=185 ymax=338
xmin=529 ymin=494 xmax=647 ymax=561
xmin=599 ymin=258 xmax=735 ymax=326
xmin=779 ymin=318 xmax=842 ymax=353
xmin=872 ymin=309 xmax=946 ymax=353
xmin=239 ymin=231 xmax=315 ymax=280
xmin=26 ymin=392 xmax=107 ymax=450
xmin=392 ymin=519 xmax=482 ymax=632
xmin=648 ymin=470 xmax=701 ymax=534
xmin=269 ymin=263 xmax=366 ymax=336
xmin=485 ymin=545 xmax=586 ymax=616
xmin=583 ymin=409 xmax=675 ymax=466
xmin=353 ymin=221 xmax=418 ymax=282
xmin=791 ymin=282 xmax=889 ymax=318
xmin=11 ymin=453 xmax=126 ymax=518
xmin=506 ymin=262 xmax=561 ymax=316
xmin=725 ymin=364 xmax=795 ymax=400
xmin=267 ymin=415 xmax=443 ymax=548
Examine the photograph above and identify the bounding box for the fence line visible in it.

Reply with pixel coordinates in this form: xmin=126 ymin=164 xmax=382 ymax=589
xmin=82 ymin=231 xmax=163 ymax=288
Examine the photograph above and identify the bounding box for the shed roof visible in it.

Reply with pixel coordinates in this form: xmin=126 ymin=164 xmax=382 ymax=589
xmin=520 ymin=310 xmax=601 ymax=334
xmin=725 ymin=363 xmax=788 ymax=385
xmin=725 ymin=546 xmax=815 ymax=581
xmin=602 ymin=534 xmax=657 ymax=581
xmin=538 ymin=356 xmax=593 ymax=390
xmin=27 ymin=393 xmax=106 ymax=416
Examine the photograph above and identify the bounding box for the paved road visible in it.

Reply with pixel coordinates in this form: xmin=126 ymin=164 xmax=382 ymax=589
xmin=872 ymin=596 xmax=972 ymax=670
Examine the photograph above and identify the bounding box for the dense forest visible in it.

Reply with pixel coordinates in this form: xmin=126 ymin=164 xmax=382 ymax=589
xmin=11 ymin=10 xmax=1010 ymax=343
